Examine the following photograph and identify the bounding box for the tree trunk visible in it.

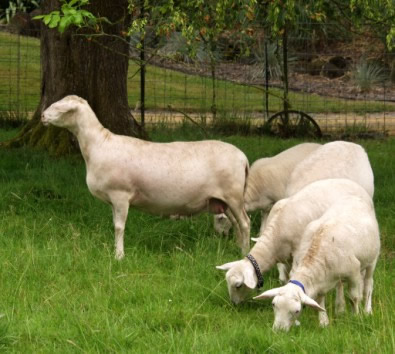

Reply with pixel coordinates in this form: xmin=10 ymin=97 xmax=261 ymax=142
xmin=4 ymin=0 xmax=145 ymax=155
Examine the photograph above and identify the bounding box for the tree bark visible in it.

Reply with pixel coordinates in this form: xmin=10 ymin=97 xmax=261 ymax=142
xmin=4 ymin=0 xmax=145 ymax=155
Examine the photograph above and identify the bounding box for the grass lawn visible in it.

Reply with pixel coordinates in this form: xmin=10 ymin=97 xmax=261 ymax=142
xmin=0 ymin=31 xmax=393 ymax=116
xmin=0 ymin=127 xmax=394 ymax=352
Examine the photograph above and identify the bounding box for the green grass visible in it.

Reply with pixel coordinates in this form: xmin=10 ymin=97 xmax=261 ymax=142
xmin=0 ymin=31 xmax=393 ymax=116
xmin=0 ymin=127 xmax=394 ymax=352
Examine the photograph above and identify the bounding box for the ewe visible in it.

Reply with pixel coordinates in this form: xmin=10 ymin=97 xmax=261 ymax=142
xmin=286 ymin=140 xmax=374 ymax=198
xmin=215 ymin=140 xmax=373 ymax=239
xmin=214 ymin=143 xmax=320 ymax=235
xmin=255 ymin=195 xmax=380 ymax=331
xmin=216 ymin=179 xmax=372 ymax=305
xmin=42 ymin=95 xmax=250 ymax=259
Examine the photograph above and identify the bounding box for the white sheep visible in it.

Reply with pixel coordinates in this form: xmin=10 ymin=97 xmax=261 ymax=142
xmin=41 ymin=95 xmax=250 ymax=259
xmin=255 ymin=140 xmax=374 ymax=283
xmin=286 ymin=140 xmax=374 ymax=198
xmin=214 ymin=143 xmax=321 ymax=235
xmin=216 ymin=178 xmax=372 ymax=305
xmin=254 ymin=195 xmax=380 ymax=331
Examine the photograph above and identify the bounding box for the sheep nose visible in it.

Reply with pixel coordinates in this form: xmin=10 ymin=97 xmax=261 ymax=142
xmin=41 ymin=113 xmax=49 ymax=126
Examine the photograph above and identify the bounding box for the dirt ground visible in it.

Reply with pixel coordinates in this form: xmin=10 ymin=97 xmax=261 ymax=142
xmin=134 ymin=110 xmax=395 ymax=136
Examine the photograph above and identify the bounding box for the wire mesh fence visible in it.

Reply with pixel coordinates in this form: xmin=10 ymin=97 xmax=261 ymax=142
xmin=1 ymin=23 xmax=394 ymax=136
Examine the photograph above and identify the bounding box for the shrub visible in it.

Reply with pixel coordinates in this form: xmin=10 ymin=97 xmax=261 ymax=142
xmin=352 ymin=60 xmax=387 ymax=92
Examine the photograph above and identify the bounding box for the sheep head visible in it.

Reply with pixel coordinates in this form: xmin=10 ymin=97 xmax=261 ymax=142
xmin=42 ymin=95 xmax=86 ymax=129
xmin=254 ymin=283 xmax=325 ymax=331
xmin=216 ymin=259 xmax=258 ymax=304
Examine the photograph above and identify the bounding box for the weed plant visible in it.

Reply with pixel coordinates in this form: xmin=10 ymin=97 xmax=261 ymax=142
xmin=352 ymin=60 xmax=387 ymax=93
xmin=0 ymin=127 xmax=394 ymax=352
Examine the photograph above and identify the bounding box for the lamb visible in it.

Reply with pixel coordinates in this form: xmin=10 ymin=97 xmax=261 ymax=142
xmin=254 ymin=195 xmax=380 ymax=331
xmin=41 ymin=95 xmax=250 ymax=259
xmin=214 ymin=143 xmax=321 ymax=235
xmin=216 ymin=178 xmax=372 ymax=305
xmin=286 ymin=140 xmax=374 ymax=198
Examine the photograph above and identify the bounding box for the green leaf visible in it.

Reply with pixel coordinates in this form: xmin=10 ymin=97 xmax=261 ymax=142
xmin=74 ymin=12 xmax=83 ymax=25
xmin=59 ymin=16 xmax=72 ymax=33
xmin=48 ymin=14 xmax=61 ymax=28
xmin=80 ymin=10 xmax=94 ymax=18
xmin=43 ymin=14 xmax=52 ymax=25
xmin=68 ymin=0 xmax=80 ymax=6
xmin=61 ymin=5 xmax=71 ymax=15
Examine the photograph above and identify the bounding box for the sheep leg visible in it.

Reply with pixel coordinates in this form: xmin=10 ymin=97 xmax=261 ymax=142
xmin=348 ymin=272 xmax=363 ymax=314
xmin=363 ymin=264 xmax=376 ymax=314
xmin=225 ymin=209 xmax=240 ymax=237
xmin=226 ymin=201 xmax=250 ymax=255
xmin=258 ymin=210 xmax=269 ymax=233
xmin=111 ymin=200 xmax=129 ymax=260
xmin=277 ymin=263 xmax=289 ymax=284
xmin=335 ymin=281 xmax=346 ymax=314
xmin=317 ymin=295 xmax=329 ymax=327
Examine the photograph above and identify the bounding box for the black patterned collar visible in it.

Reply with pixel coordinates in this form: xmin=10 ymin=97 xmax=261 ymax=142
xmin=246 ymin=254 xmax=264 ymax=288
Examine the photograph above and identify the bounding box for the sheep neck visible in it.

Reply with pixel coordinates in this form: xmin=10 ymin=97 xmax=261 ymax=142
xmin=249 ymin=205 xmax=289 ymax=274
xmin=291 ymin=225 xmax=332 ymax=298
xmin=291 ymin=256 xmax=331 ymax=299
xmin=249 ymin=232 xmax=279 ymax=275
xmin=71 ymin=109 xmax=110 ymax=161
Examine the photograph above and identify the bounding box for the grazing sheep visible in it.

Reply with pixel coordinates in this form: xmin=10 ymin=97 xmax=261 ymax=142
xmin=254 ymin=195 xmax=380 ymax=331
xmin=41 ymin=95 xmax=250 ymax=259
xmin=216 ymin=178 xmax=372 ymax=305
xmin=287 ymin=140 xmax=374 ymax=198
xmin=214 ymin=143 xmax=321 ymax=235
xmin=261 ymin=140 xmax=374 ymax=283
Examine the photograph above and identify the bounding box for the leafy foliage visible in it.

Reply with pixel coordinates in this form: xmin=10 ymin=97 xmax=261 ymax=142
xmin=350 ymin=0 xmax=395 ymax=50
xmin=33 ymin=0 xmax=96 ymax=33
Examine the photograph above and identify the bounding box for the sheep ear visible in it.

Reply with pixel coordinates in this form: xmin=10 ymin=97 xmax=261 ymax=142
xmin=243 ymin=265 xmax=257 ymax=289
xmin=302 ymin=294 xmax=326 ymax=312
xmin=253 ymin=287 xmax=282 ymax=300
xmin=216 ymin=260 xmax=241 ymax=271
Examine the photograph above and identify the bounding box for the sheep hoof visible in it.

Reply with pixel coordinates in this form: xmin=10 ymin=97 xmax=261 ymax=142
xmin=319 ymin=317 xmax=329 ymax=327
xmin=115 ymin=251 xmax=125 ymax=260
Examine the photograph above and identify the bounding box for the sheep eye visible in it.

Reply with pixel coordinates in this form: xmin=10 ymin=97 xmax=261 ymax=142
xmin=295 ymin=310 xmax=300 ymax=314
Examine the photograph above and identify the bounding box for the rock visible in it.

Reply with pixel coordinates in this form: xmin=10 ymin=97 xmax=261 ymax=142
xmin=321 ymin=56 xmax=351 ymax=79
xmin=308 ymin=58 xmax=326 ymax=76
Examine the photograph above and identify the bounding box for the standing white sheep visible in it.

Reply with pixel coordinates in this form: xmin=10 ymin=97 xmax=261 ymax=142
xmin=254 ymin=195 xmax=380 ymax=331
xmin=41 ymin=95 xmax=250 ymax=259
xmin=214 ymin=143 xmax=320 ymax=235
xmin=216 ymin=178 xmax=372 ymax=305
xmin=286 ymin=140 xmax=374 ymax=198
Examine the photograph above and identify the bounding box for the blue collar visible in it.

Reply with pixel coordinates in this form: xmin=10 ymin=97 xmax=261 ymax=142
xmin=289 ymin=280 xmax=305 ymax=293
